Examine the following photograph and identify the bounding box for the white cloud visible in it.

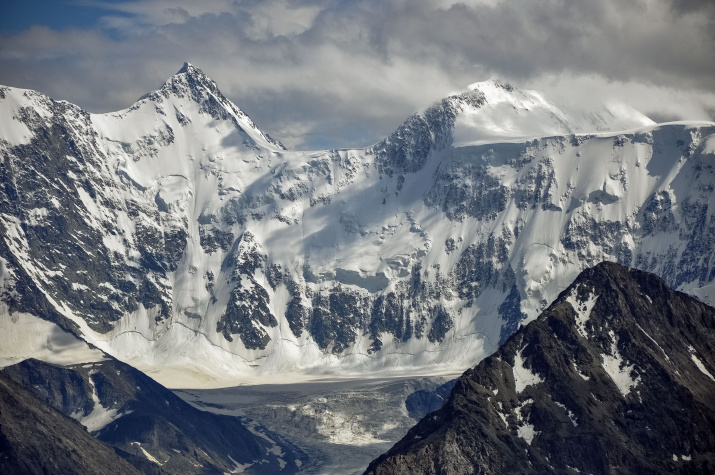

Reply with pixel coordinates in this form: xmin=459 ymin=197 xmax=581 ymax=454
xmin=1 ymin=0 xmax=713 ymax=149
xmin=528 ymin=74 xmax=715 ymax=125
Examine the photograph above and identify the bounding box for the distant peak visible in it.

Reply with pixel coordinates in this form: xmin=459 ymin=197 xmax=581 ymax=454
xmin=165 ymin=62 xmax=219 ymax=95
xmin=177 ymin=62 xmax=192 ymax=74
xmin=132 ymin=62 xmax=285 ymax=151
xmin=175 ymin=62 xmax=204 ymax=78
xmin=467 ymin=77 xmax=514 ymax=93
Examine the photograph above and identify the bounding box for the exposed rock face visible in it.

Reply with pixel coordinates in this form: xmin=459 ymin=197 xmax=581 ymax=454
xmin=374 ymin=87 xmax=486 ymax=177
xmin=1 ymin=63 xmax=715 ymax=384
xmin=3 ymin=358 xmax=306 ymax=474
xmin=0 ymin=371 xmax=140 ymax=475
xmin=365 ymin=262 xmax=715 ymax=474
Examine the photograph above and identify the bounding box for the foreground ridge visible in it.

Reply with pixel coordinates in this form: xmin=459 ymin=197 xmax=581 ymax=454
xmin=365 ymin=262 xmax=715 ymax=474
xmin=0 ymin=371 xmax=140 ymax=475
xmin=2 ymin=357 xmax=306 ymax=474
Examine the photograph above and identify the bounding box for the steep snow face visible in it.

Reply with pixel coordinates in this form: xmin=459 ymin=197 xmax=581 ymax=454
xmin=1 ymin=67 xmax=714 ymax=387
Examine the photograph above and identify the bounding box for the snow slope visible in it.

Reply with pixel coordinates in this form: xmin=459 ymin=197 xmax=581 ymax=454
xmin=451 ymin=78 xmax=654 ymax=146
xmin=1 ymin=64 xmax=714 ymax=387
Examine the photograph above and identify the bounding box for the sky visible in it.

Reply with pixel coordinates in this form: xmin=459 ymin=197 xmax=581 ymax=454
xmin=1 ymin=0 xmax=714 ymax=150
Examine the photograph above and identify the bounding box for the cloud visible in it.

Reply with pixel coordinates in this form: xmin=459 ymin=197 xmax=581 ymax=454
xmin=1 ymin=0 xmax=713 ymax=149
xmin=527 ymin=73 xmax=715 ymax=123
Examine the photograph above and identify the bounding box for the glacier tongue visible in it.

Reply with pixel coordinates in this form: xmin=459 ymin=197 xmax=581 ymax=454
xmin=1 ymin=67 xmax=715 ymax=387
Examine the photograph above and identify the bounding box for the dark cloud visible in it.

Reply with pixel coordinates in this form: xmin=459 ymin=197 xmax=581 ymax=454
xmin=0 ymin=0 xmax=713 ymax=149
xmin=670 ymin=0 xmax=715 ymax=14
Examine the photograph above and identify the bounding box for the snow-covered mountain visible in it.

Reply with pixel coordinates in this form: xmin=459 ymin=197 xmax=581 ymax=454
xmin=1 ymin=63 xmax=714 ymax=387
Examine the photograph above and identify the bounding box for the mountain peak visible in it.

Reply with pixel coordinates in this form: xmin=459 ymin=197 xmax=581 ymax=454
xmin=166 ymin=61 xmax=215 ymax=92
xmin=143 ymin=62 xmax=286 ymax=150
xmin=176 ymin=61 xmax=194 ymax=75
xmin=174 ymin=61 xmax=209 ymax=82
xmin=466 ymin=77 xmax=515 ymax=93
xmin=450 ymin=78 xmax=653 ymax=146
xmin=375 ymin=76 xmax=654 ymax=172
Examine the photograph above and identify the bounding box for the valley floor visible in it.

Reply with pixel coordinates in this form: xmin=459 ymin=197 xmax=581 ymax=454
xmin=174 ymin=375 xmax=457 ymax=474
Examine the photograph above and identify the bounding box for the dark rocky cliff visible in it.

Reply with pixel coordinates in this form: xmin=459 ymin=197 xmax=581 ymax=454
xmin=365 ymin=262 xmax=715 ymax=474
xmin=0 ymin=371 xmax=140 ymax=475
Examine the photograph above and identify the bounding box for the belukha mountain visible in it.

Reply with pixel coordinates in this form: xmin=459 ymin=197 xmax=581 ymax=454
xmin=1 ymin=63 xmax=714 ymax=388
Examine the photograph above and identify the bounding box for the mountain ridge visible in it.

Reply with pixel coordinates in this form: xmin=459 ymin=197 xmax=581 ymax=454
xmin=2 ymin=357 xmax=306 ymax=474
xmin=1 ymin=64 xmax=715 ymax=387
xmin=365 ymin=261 xmax=715 ymax=474
xmin=0 ymin=370 xmax=141 ymax=475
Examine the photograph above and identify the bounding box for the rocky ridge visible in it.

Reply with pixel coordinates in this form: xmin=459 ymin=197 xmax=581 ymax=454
xmin=0 ymin=370 xmax=140 ymax=475
xmin=365 ymin=262 xmax=715 ymax=474
xmin=2 ymin=357 xmax=306 ymax=474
